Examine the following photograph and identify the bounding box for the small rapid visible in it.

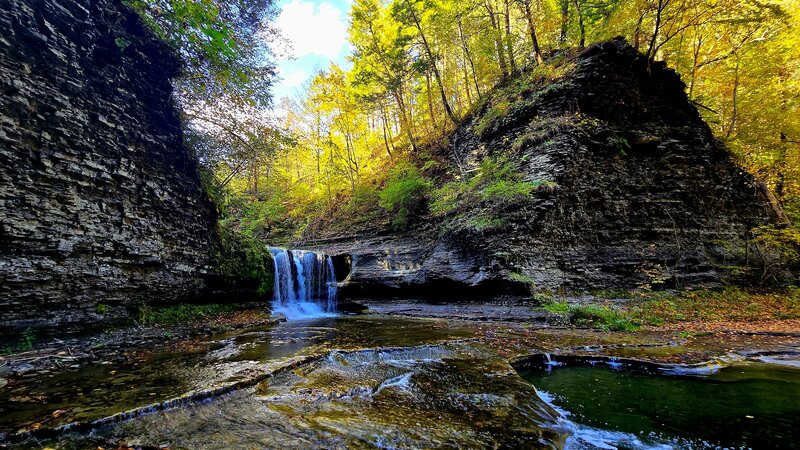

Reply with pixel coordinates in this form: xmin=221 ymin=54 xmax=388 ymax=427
xmin=269 ymin=247 xmax=338 ymax=320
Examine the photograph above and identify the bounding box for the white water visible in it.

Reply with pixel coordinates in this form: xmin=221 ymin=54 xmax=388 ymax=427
xmin=269 ymin=247 xmax=338 ymax=320
xmin=536 ymin=390 xmax=699 ymax=449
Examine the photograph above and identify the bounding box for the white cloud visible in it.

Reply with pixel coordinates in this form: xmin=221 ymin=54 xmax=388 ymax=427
xmin=279 ymin=67 xmax=309 ymax=88
xmin=276 ymin=0 xmax=348 ymax=59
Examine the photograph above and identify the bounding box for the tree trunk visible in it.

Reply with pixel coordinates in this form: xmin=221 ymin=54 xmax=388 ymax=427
xmin=519 ymin=0 xmax=543 ymax=64
xmin=379 ymin=100 xmax=394 ymax=158
xmin=457 ymin=17 xmax=482 ymax=97
xmin=725 ymin=57 xmax=739 ymax=139
xmin=486 ymin=0 xmax=509 ymax=77
xmin=406 ymin=1 xmax=458 ymax=124
xmin=503 ymin=0 xmax=517 ymax=73
xmin=572 ymin=0 xmax=585 ymax=48
xmin=425 ymin=70 xmax=437 ymax=128
xmin=559 ymin=0 xmax=569 ymax=46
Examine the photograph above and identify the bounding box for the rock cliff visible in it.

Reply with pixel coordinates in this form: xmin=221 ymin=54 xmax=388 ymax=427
xmin=0 ymin=0 xmax=218 ymax=325
xmin=307 ymin=39 xmax=782 ymax=299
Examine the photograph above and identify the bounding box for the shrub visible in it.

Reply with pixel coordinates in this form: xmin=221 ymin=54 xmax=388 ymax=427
xmin=214 ymin=225 xmax=274 ymax=297
xmin=430 ymin=180 xmax=469 ymax=216
xmin=542 ymin=302 xmax=640 ymax=331
xmin=1 ymin=328 xmax=36 ymax=355
xmin=379 ymin=163 xmax=432 ymax=229
xmin=137 ymin=304 xmax=240 ymax=326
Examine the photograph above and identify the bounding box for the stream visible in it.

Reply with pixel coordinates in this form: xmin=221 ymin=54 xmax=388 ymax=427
xmin=1 ymin=314 xmax=799 ymax=449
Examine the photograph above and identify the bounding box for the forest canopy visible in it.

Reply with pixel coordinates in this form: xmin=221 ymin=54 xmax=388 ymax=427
xmin=130 ymin=0 xmax=800 ymax=245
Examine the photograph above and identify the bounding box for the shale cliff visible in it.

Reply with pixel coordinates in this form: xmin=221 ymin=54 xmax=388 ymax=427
xmin=0 ymin=0 xmax=218 ymax=325
xmin=308 ymin=39 xmax=783 ymax=298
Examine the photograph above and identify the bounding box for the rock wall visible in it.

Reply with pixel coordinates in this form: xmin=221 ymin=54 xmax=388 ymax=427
xmin=307 ymin=39 xmax=783 ymax=298
xmin=0 ymin=0 xmax=218 ymax=325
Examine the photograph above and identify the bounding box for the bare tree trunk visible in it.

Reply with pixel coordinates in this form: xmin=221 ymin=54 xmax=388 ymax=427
xmin=688 ymin=28 xmax=703 ymax=98
xmin=425 ymin=70 xmax=437 ymax=128
xmin=457 ymin=17 xmax=482 ymax=97
xmin=559 ymin=0 xmax=569 ymax=46
xmin=393 ymin=91 xmax=417 ymax=151
xmin=646 ymin=0 xmax=668 ymax=63
xmin=519 ymin=0 xmax=543 ymax=64
xmin=633 ymin=11 xmax=645 ymax=50
xmin=379 ymin=100 xmax=395 ymax=158
xmin=503 ymin=0 xmax=517 ymax=73
xmin=725 ymin=56 xmax=739 ymax=139
xmin=486 ymin=0 xmax=509 ymax=77
xmin=572 ymin=0 xmax=585 ymax=48
xmin=402 ymin=0 xmax=457 ymax=124
xmin=462 ymin=57 xmax=473 ymax=103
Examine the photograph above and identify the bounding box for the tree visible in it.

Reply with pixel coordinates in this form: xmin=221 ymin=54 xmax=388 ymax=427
xmin=127 ymin=0 xmax=277 ymax=108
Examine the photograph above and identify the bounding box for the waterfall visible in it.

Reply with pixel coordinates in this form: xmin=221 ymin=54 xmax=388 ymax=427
xmin=269 ymin=247 xmax=338 ymax=320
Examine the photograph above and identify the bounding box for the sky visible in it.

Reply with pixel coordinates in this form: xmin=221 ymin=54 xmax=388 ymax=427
xmin=271 ymin=0 xmax=354 ymax=102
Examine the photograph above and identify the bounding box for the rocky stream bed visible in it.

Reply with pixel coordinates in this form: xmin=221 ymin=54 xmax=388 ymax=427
xmin=1 ymin=303 xmax=799 ymax=449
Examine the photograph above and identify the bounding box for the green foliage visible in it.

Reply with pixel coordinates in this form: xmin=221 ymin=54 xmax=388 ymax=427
xmin=125 ymin=0 xmax=275 ymax=106
xmin=784 ymin=196 xmax=800 ymax=225
xmin=430 ymin=180 xmax=469 ymax=216
xmin=475 ymin=99 xmax=511 ymax=137
xmin=344 ymin=184 xmax=382 ymax=218
xmin=137 ymin=303 xmax=240 ymax=326
xmin=114 ymin=37 xmax=131 ymax=51
xmin=509 ymin=272 xmax=537 ymax=296
xmin=540 ymin=288 xmax=800 ymax=330
xmin=542 ymin=301 xmax=571 ymax=315
xmin=569 ymin=305 xmax=640 ymax=331
xmin=1 ymin=328 xmax=36 ymax=355
xmin=609 ymin=136 xmax=630 ymax=156
xmin=750 ymin=225 xmax=800 ymax=283
xmin=628 ymin=286 xmax=800 ymax=324
xmin=542 ymin=302 xmax=640 ymax=331
xmin=213 ymin=224 xmax=274 ymax=297
xmin=466 ymin=215 xmax=506 ymax=231
xmin=432 ymin=156 xmax=554 ymax=219
xmin=95 ymin=303 xmax=111 ymax=315
xmin=379 ymin=163 xmax=432 ymax=229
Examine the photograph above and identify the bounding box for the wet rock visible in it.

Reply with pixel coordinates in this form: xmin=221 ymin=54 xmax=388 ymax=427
xmin=336 ymin=302 xmax=368 ymax=314
xmin=10 ymin=363 xmax=35 ymax=376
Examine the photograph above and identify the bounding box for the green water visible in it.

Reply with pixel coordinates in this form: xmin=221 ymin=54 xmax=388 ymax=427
xmin=518 ymin=363 xmax=800 ymax=449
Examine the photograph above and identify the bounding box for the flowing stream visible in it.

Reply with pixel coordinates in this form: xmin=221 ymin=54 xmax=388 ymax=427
xmin=269 ymin=247 xmax=338 ymax=320
xmin=2 ymin=315 xmax=799 ymax=449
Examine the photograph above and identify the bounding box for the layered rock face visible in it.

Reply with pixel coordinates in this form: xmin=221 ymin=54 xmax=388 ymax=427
xmin=310 ymin=39 xmax=780 ymax=299
xmin=0 ymin=0 xmax=217 ymax=325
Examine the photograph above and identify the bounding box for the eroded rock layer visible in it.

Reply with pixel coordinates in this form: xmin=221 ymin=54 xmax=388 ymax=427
xmin=0 ymin=0 xmax=217 ymax=325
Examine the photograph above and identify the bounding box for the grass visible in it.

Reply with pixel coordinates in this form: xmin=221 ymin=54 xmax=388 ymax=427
xmin=1 ymin=327 xmax=36 ymax=355
xmin=137 ymin=303 xmax=242 ymax=326
xmin=543 ymin=302 xmax=639 ymax=331
xmin=627 ymin=287 xmax=800 ymax=325
xmin=539 ymin=287 xmax=800 ymax=331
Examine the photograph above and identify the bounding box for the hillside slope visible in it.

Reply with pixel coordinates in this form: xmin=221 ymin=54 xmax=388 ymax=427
xmin=305 ymin=38 xmax=784 ymax=299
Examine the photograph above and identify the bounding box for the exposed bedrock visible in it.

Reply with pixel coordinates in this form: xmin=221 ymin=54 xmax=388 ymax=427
xmin=304 ymin=39 xmax=783 ymax=300
xmin=0 ymin=0 xmax=218 ymax=325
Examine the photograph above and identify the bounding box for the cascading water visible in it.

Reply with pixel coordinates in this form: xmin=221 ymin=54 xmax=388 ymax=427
xmin=269 ymin=247 xmax=338 ymax=320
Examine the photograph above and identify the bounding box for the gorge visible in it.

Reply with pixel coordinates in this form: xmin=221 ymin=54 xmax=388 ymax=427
xmin=1 ymin=0 xmax=798 ymax=448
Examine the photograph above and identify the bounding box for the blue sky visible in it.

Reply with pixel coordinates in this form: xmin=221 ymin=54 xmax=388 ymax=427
xmin=271 ymin=0 xmax=354 ymax=101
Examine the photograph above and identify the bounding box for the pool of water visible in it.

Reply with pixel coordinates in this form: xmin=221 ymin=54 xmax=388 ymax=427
xmin=517 ymin=362 xmax=800 ymax=449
